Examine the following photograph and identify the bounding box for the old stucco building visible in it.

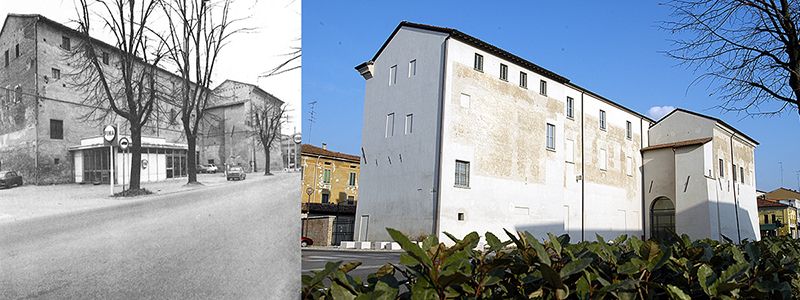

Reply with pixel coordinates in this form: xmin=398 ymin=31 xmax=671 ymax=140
xmin=353 ymin=22 xmax=759 ymax=243
xmin=300 ymin=143 xmax=360 ymax=205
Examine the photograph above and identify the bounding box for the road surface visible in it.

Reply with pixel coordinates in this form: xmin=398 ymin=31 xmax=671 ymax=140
xmin=302 ymin=249 xmax=401 ymax=280
xmin=0 ymin=173 xmax=299 ymax=299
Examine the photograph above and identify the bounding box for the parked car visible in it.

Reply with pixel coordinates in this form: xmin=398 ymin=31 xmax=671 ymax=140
xmin=226 ymin=166 xmax=246 ymax=181
xmin=197 ymin=164 xmax=210 ymax=173
xmin=206 ymin=164 xmax=218 ymax=173
xmin=0 ymin=171 xmax=23 ymax=189
xmin=301 ymin=237 xmax=313 ymax=247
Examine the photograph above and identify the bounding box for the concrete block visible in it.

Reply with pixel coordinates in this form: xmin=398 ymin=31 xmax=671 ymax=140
xmin=372 ymin=242 xmax=390 ymax=250
xmin=354 ymin=241 xmax=371 ymax=249
xmin=386 ymin=242 xmax=402 ymax=250
xmin=340 ymin=241 xmax=356 ymax=249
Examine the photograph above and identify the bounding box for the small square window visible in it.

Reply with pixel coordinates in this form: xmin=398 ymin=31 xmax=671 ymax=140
xmin=455 ymin=160 xmax=470 ymax=187
xmin=52 ymin=68 xmax=61 ymax=80
xmin=499 ymin=63 xmax=508 ymax=81
xmin=408 ymin=59 xmax=416 ymax=77
xmin=474 ymin=53 xmax=483 ymax=72
xmin=520 ymin=71 xmax=527 ymax=89
xmin=566 ymin=97 xmax=574 ymax=119
xmin=599 ymin=110 xmax=607 ymax=130
xmin=539 ymin=80 xmax=547 ymax=96
xmin=61 ymin=36 xmax=71 ymax=51
xmin=457 ymin=212 xmax=465 ymax=221
xmin=54 ymin=158 xmax=60 ymax=165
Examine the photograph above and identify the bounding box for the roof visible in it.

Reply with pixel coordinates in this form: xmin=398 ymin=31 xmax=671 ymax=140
xmin=213 ymin=79 xmax=284 ymax=105
xmin=301 ymin=144 xmax=360 ymax=163
xmin=654 ymin=108 xmax=759 ymax=146
xmin=641 ymin=137 xmax=712 ymax=152
xmin=359 ymin=21 xmax=655 ymax=123
xmin=758 ymin=198 xmax=789 ymax=208
xmin=764 ymin=187 xmax=800 ymax=201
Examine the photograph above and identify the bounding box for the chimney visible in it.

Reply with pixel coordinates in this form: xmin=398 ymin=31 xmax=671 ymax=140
xmin=322 ymin=143 xmax=327 ymax=150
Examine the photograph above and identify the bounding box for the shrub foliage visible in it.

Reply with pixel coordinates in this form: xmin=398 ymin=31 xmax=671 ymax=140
xmin=302 ymin=229 xmax=800 ymax=299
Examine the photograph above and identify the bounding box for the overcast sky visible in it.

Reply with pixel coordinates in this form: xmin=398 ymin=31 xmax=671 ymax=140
xmin=0 ymin=0 xmax=301 ymax=134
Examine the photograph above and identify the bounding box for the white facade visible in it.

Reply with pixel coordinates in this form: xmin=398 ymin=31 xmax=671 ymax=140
xmin=355 ymin=22 xmax=759 ymax=243
xmin=70 ymin=136 xmax=188 ymax=185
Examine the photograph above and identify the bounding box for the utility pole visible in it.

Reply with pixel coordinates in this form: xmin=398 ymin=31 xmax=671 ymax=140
xmin=779 ymin=161 xmax=784 ymax=187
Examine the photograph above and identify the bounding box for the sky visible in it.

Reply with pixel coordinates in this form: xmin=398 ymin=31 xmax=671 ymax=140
xmin=0 ymin=0 xmax=301 ymax=133
xmin=303 ymin=1 xmax=800 ymax=192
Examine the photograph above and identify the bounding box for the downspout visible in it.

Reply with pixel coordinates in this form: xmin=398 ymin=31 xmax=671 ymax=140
xmin=580 ymin=92 xmax=585 ymax=241
xmin=730 ymin=132 xmax=742 ymax=242
xmin=433 ymin=36 xmax=450 ymax=237
xmin=34 ymin=17 xmax=40 ymax=184
xmin=640 ymin=118 xmax=645 ymax=240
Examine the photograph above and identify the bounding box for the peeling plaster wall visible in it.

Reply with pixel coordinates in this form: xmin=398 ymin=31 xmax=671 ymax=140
xmin=354 ymin=27 xmax=449 ymax=241
xmin=300 ymin=155 xmax=360 ymax=204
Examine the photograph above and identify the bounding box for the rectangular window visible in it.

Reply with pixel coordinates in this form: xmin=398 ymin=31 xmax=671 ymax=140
xmin=408 ymin=59 xmax=416 ymax=77
xmin=740 ymin=166 xmax=744 ymax=183
xmin=499 ymin=63 xmax=508 ymax=81
xmin=546 ymin=123 xmax=556 ymax=150
xmin=599 ymin=149 xmax=607 ymax=170
xmin=349 ymin=172 xmax=356 ymax=186
xmin=540 ymin=80 xmax=547 ymax=96
xmin=599 ymin=110 xmax=607 ymax=130
xmin=565 ymin=139 xmax=575 ymax=163
xmin=385 ymin=113 xmax=394 ymax=138
xmin=52 ymin=68 xmax=61 ymax=80
xmin=519 ymin=71 xmax=527 ymax=88
xmin=566 ymin=97 xmax=574 ymax=119
xmin=626 ymin=121 xmax=632 ymax=140
xmin=323 ymin=169 xmax=331 ymax=184
xmin=405 ymin=114 xmax=413 ymax=135
xmin=455 ymin=160 xmax=470 ymax=187
xmin=719 ymin=159 xmax=725 ymax=177
xmin=61 ymin=36 xmax=71 ymax=51
xmin=460 ymin=93 xmax=470 ymax=108
xmin=474 ymin=53 xmax=483 ymax=72
xmin=15 ymin=44 xmax=19 ymax=58
xmin=626 ymin=156 xmax=633 ymax=176
xmin=388 ymin=65 xmax=397 ymax=86
xmin=764 ymin=215 xmax=769 ymax=224
xmin=102 ymin=52 xmax=109 ymax=65
xmin=50 ymin=119 xmax=63 ymax=139
xmin=732 ymin=164 xmax=738 ymax=182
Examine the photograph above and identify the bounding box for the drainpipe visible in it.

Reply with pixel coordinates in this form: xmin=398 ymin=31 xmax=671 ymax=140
xmin=34 ymin=17 xmax=40 ymax=184
xmin=432 ymin=36 xmax=450 ymax=237
xmin=730 ymin=132 xmax=742 ymax=242
xmin=580 ymin=92 xmax=585 ymax=241
xmin=640 ymin=118 xmax=645 ymax=240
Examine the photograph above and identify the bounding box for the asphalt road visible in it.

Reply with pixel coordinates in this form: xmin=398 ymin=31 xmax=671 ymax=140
xmin=302 ymin=249 xmax=402 ymax=280
xmin=0 ymin=173 xmax=299 ymax=299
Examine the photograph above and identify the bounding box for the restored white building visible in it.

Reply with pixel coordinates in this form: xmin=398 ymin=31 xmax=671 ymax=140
xmin=354 ymin=22 xmax=759 ymax=243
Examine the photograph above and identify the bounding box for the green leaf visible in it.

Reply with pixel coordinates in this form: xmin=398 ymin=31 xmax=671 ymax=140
xmin=540 ymin=263 xmax=563 ymax=288
xmin=576 ymin=276 xmax=591 ymax=300
xmin=387 ymin=228 xmax=433 ymax=268
xmin=697 ymin=264 xmax=716 ymax=296
xmin=339 ymin=261 xmax=362 ymax=273
xmin=548 ymin=232 xmax=562 ymax=255
xmin=560 ymin=258 xmax=592 ymax=278
xmin=531 ymin=238 xmax=552 ymax=266
xmin=665 ymin=285 xmax=691 ymax=300
xmin=331 ymin=281 xmax=356 ymax=300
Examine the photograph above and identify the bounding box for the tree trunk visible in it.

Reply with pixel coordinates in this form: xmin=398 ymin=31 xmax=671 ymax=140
xmin=129 ymin=124 xmax=142 ymax=190
xmin=264 ymin=145 xmax=272 ymax=175
xmin=186 ymin=134 xmax=197 ymax=183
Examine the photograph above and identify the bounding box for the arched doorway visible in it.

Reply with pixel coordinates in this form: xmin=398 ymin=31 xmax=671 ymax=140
xmin=650 ymin=197 xmax=675 ymax=240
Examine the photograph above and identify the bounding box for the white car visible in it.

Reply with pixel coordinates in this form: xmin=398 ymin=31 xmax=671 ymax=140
xmin=206 ymin=164 xmax=218 ymax=173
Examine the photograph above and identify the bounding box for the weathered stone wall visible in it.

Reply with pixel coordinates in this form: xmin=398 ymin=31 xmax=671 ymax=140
xmin=302 ymin=216 xmax=334 ymax=246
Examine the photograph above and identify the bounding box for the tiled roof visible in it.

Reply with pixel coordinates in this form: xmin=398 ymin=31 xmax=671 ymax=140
xmin=758 ymin=198 xmax=788 ymax=208
xmin=301 ymin=144 xmax=360 ymax=163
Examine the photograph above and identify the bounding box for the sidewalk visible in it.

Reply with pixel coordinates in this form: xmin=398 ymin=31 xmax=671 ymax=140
xmin=0 ymin=171 xmax=288 ymax=224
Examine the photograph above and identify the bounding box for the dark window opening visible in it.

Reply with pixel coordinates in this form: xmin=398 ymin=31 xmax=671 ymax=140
xmin=50 ymin=119 xmax=63 ymax=139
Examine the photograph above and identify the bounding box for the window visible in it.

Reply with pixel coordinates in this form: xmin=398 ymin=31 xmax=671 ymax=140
xmin=321 ymin=193 xmax=330 ymax=204
xmin=323 ymin=169 xmax=331 ymax=184
xmin=732 ymin=164 xmax=738 ymax=182
xmin=519 ymin=71 xmax=527 ymax=88
xmin=15 ymin=44 xmax=19 ymax=58
xmin=460 ymin=93 xmax=470 ymax=108
xmin=764 ymin=215 xmax=769 ymax=224
xmin=54 ymin=158 xmax=60 ymax=165
xmin=539 ymin=80 xmax=547 ymax=96
xmin=385 ymin=113 xmax=394 ymax=137
xmin=455 ymin=160 xmax=470 ymax=187
xmin=599 ymin=110 xmax=607 ymax=130
xmin=474 ymin=53 xmax=483 ymax=71
xmin=61 ymin=36 xmax=71 ymax=50
xmin=546 ymin=123 xmax=556 ymax=150
xmin=566 ymin=97 xmax=574 ymax=119
xmin=650 ymin=197 xmax=675 ymax=241
xmin=599 ymin=148 xmax=607 ymax=170
xmin=499 ymin=63 xmax=508 ymax=81
xmin=626 ymin=121 xmax=632 ymax=140
xmin=408 ymin=59 xmax=416 ymax=77
xmin=405 ymin=114 xmax=413 ymax=135
xmin=50 ymin=119 xmax=63 ymax=139
xmin=565 ymin=139 xmax=575 ymax=163
xmin=349 ymin=172 xmax=357 ymax=186
xmin=719 ymin=159 xmax=725 ymax=177
xmin=740 ymin=166 xmax=744 ymax=183
xmin=169 ymin=108 xmax=177 ymax=125
xmin=3 ymin=50 xmax=7 ymax=67
xmin=102 ymin=52 xmax=109 ymax=65
xmin=626 ymin=156 xmax=633 ymax=176
xmin=389 ymin=65 xmax=397 ymax=86
xmin=51 ymin=68 xmax=61 ymax=80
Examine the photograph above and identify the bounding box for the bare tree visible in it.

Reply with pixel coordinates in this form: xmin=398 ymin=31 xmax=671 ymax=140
xmin=156 ymin=0 xmax=246 ymax=184
xmin=70 ymin=0 xmax=165 ymax=191
xmin=664 ymin=0 xmax=800 ymax=117
xmin=252 ymin=99 xmax=287 ymax=175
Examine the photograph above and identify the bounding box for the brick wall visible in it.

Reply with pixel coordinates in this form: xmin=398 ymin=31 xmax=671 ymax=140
xmin=302 ymin=216 xmax=334 ymax=246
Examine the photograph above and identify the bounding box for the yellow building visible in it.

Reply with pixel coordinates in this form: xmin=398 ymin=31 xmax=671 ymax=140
xmin=757 ymin=198 xmax=798 ymax=238
xmin=300 ymin=144 xmax=360 ymax=205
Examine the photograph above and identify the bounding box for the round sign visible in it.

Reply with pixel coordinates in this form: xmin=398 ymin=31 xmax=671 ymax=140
xmin=306 ymin=187 xmax=313 ymax=196
xmin=119 ymin=137 xmax=130 ymax=150
xmin=103 ymin=125 xmax=116 ymax=142
xmin=293 ymin=134 xmax=302 ymax=144
xmin=141 ymin=159 xmax=148 ymax=169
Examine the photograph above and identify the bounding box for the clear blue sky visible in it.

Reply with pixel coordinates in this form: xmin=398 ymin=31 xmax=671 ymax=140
xmin=302 ymin=1 xmax=800 ymax=192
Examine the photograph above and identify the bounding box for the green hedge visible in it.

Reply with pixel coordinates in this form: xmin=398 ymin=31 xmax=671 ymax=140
xmin=302 ymin=229 xmax=800 ymax=299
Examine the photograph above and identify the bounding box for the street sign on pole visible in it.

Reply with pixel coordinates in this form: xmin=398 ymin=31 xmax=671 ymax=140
xmin=119 ymin=137 xmax=130 ymax=150
xmin=103 ymin=125 xmax=117 ymax=144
